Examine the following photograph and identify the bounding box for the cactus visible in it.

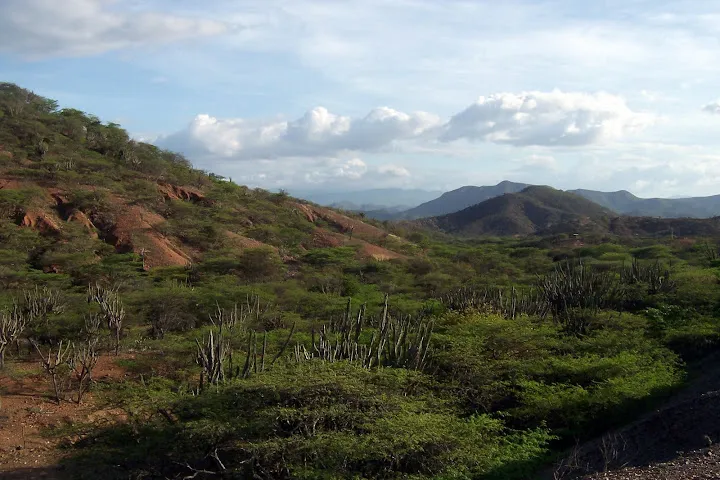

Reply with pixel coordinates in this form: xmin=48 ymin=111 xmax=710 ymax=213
xmin=23 ymin=285 xmax=65 ymax=325
xmin=537 ymin=261 xmax=625 ymax=335
xmin=442 ymin=286 xmax=548 ymax=319
xmin=621 ymin=258 xmax=676 ymax=294
xmin=196 ymin=329 xmax=229 ymax=388
xmin=295 ymin=296 xmax=433 ymax=371
xmin=196 ymin=322 xmax=296 ymax=390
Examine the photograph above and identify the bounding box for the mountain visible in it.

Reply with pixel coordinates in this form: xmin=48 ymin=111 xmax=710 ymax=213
xmin=570 ymin=189 xmax=720 ymax=218
xmin=396 ymin=181 xmax=530 ymax=220
xmin=297 ymin=188 xmax=442 ymax=211
xmin=423 ymin=186 xmax=615 ymax=236
xmin=380 ymin=183 xmax=720 ymax=222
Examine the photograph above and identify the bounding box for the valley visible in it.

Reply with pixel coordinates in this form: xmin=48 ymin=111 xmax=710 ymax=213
xmin=1 ymin=84 xmax=720 ymax=480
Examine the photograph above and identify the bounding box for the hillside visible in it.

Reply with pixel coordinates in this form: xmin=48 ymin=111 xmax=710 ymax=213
xmin=394 ymin=180 xmax=530 ymax=219
xmin=424 ymin=186 xmax=615 ymax=236
xmin=0 ymin=83 xmax=409 ymax=276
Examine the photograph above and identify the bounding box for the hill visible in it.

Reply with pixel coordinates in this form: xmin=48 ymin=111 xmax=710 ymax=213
xmin=0 ymin=83 xmax=409 ymax=276
xmin=357 ymin=183 xmax=720 ymax=222
xmin=571 ymin=189 xmax=720 ymax=218
xmin=423 ymin=186 xmax=615 ymax=236
xmin=394 ymin=180 xmax=529 ymax=219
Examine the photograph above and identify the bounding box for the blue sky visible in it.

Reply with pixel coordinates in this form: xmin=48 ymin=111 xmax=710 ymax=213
xmin=2 ymin=0 xmax=720 ymax=198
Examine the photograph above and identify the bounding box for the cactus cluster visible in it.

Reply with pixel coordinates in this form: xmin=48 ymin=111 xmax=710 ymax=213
xmin=445 ymin=259 xmax=674 ymax=333
xmin=294 ymin=296 xmax=433 ymax=371
xmin=537 ymin=261 xmax=624 ymax=318
xmin=621 ymin=258 xmax=676 ymax=294
xmin=442 ymin=286 xmax=548 ymax=319
xmin=196 ymin=304 xmax=295 ymax=389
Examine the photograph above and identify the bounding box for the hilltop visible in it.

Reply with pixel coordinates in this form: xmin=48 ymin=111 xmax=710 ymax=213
xmin=422 ymin=186 xmax=615 ymax=236
xmin=415 ymin=185 xmax=720 ymax=238
xmin=394 ymin=180 xmax=530 ymax=220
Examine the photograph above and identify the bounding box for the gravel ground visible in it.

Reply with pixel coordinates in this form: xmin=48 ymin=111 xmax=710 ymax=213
xmin=584 ymin=444 xmax=720 ymax=480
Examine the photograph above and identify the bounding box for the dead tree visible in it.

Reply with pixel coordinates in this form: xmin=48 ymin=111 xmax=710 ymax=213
xmin=31 ymin=339 xmax=72 ymax=404
xmin=83 ymin=313 xmax=102 ymax=348
xmin=23 ymin=286 xmax=65 ymax=325
xmin=0 ymin=304 xmax=29 ymax=368
xmin=88 ymin=284 xmax=125 ymax=355
xmin=69 ymin=342 xmax=99 ymax=404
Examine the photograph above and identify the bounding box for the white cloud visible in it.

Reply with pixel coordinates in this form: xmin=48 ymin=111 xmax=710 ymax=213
xmin=304 ymin=158 xmax=368 ymax=183
xmin=219 ymin=156 xmax=415 ymax=192
xmin=377 ymin=164 xmax=411 ymax=177
xmin=159 ymin=106 xmax=441 ymax=160
xmin=640 ymin=90 xmax=657 ymax=102
xmin=440 ymin=91 xmax=654 ymax=147
xmin=160 ymin=90 xmax=652 ymax=163
xmin=702 ymin=100 xmax=720 ymax=114
xmin=0 ymin=0 xmax=227 ymax=57
xmin=523 ymin=154 xmax=558 ymax=170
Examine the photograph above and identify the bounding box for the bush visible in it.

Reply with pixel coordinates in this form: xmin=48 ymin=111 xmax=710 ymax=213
xmin=237 ymin=247 xmax=284 ymax=282
xmin=61 ymin=364 xmax=554 ymax=480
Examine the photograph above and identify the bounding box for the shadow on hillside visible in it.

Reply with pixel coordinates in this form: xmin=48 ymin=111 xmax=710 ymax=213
xmin=548 ymin=355 xmax=720 ymax=479
xmin=0 ymin=466 xmax=64 ymax=480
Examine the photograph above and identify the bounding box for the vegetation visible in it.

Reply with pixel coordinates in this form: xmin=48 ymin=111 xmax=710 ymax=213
xmin=1 ymin=83 xmax=720 ymax=479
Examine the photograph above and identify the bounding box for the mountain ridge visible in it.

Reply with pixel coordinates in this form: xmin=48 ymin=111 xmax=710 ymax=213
xmin=421 ymin=186 xmax=615 ymax=236
xmin=419 ymin=186 xmax=720 ymax=237
xmin=353 ymin=182 xmax=720 ymax=220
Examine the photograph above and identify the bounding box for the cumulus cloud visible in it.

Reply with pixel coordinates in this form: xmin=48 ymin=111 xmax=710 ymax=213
xmin=377 ymin=165 xmax=411 ymax=177
xmin=0 ymin=0 xmax=227 ymax=57
xmin=303 ymin=158 xmax=368 ymax=184
xmin=159 ymin=90 xmax=653 ymax=164
xmin=440 ymin=90 xmax=654 ymax=147
xmin=159 ymin=107 xmax=441 ymax=160
xmin=702 ymin=100 xmax=720 ymax=114
xmin=522 ymin=154 xmax=558 ymax=170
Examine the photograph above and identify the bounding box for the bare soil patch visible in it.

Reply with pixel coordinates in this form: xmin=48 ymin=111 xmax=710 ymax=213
xmin=0 ymin=355 xmax=132 ymax=477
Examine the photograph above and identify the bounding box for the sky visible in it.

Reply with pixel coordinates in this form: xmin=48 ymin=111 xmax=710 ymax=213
xmin=2 ymin=0 xmax=720 ymax=198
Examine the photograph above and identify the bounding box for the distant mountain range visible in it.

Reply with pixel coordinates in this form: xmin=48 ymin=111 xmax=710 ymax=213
xmin=567 ymin=189 xmax=720 ymax=218
xmin=297 ymin=188 xmax=442 ymax=212
xmin=399 ymin=181 xmax=530 ymax=219
xmin=419 ymin=186 xmax=720 ymax=237
xmin=319 ymin=181 xmax=720 ymax=221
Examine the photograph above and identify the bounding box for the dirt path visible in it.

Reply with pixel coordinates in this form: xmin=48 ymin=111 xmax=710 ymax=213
xmin=0 ymin=355 xmax=132 ymax=477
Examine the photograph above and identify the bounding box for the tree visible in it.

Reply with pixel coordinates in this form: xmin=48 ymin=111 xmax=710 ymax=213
xmin=237 ymin=248 xmax=284 ymax=282
xmin=0 ymin=83 xmax=58 ymax=117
